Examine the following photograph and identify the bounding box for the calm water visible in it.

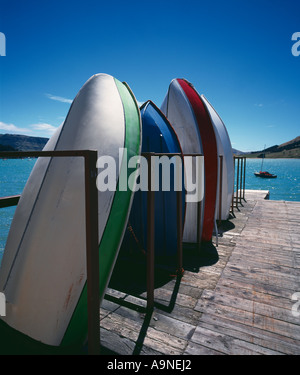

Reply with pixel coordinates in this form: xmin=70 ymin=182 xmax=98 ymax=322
xmin=242 ymin=159 xmax=300 ymax=202
xmin=0 ymin=158 xmax=37 ymax=264
xmin=0 ymin=158 xmax=299 ymax=264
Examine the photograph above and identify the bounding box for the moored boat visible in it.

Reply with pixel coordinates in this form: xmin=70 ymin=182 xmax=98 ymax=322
xmin=254 ymin=171 xmax=277 ymax=178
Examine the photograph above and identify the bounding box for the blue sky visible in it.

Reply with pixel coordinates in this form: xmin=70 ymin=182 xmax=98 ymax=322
xmin=0 ymin=0 xmax=299 ymax=151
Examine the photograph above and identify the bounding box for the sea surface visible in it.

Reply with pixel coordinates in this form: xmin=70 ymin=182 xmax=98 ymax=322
xmin=0 ymin=158 xmax=299 ymax=265
xmin=0 ymin=158 xmax=37 ymax=265
xmin=242 ymin=158 xmax=300 ymax=202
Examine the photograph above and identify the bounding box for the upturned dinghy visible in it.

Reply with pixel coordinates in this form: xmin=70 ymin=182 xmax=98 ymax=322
xmin=122 ymin=100 xmax=185 ymax=259
xmin=201 ymin=95 xmax=234 ymax=221
xmin=0 ymin=73 xmax=141 ymax=352
xmin=161 ymin=78 xmax=218 ymax=243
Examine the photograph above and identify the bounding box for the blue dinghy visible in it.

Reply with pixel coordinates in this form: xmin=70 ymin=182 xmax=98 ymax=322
xmin=123 ymin=100 xmax=185 ymax=259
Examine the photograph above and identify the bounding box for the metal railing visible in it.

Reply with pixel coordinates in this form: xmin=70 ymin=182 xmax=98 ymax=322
xmin=232 ymin=156 xmax=246 ymax=212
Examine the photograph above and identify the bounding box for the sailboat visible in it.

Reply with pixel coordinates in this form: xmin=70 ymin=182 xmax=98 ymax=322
xmin=254 ymin=145 xmax=277 ymax=178
xmin=254 ymin=171 xmax=277 ymax=178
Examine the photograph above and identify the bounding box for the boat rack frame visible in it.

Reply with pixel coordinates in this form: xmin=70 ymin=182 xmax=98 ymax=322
xmin=0 ymin=150 xmax=244 ymax=354
xmin=0 ymin=150 xmax=202 ymax=355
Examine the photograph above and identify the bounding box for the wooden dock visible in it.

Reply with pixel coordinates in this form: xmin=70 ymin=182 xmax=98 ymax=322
xmin=100 ymin=190 xmax=300 ymax=355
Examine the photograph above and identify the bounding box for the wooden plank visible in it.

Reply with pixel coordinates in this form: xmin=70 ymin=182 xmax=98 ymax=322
xmin=217 ymin=278 xmax=296 ymax=305
xmin=100 ymin=310 xmax=187 ymax=355
xmin=151 ymin=287 xmax=198 ymax=309
xmin=228 ymin=247 xmax=300 ymax=268
xmin=189 ymin=325 xmax=281 ymax=355
xmin=213 ymin=284 xmax=295 ymax=310
xmin=179 ymin=271 xmax=221 ymax=290
xmin=197 ymin=314 xmax=300 ymax=355
xmin=100 ymin=328 xmax=162 ymax=355
xmin=233 ymin=241 xmax=298 ymax=256
xmin=149 ymin=312 xmax=196 ymax=341
xmin=184 ymin=341 xmax=225 ymax=355
xmin=194 ymin=295 xmax=300 ymax=341
xmin=198 ymin=289 xmax=300 ymax=325
xmin=222 ymin=267 xmax=299 ymax=294
xmin=104 ymin=286 xmax=203 ymax=326
xmin=223 ymin=264 xmax=299 ymax=291
xmin=226 ymin=257 xmax=300 ymax=279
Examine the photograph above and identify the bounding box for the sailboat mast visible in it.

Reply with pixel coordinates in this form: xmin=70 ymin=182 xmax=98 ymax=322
xmin=261 ymin=144 xmax=266 ymax=171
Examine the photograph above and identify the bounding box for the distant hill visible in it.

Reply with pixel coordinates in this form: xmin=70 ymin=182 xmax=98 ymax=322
xmin=1 ymin=133 xmax=299 ymax=159
xmin=242 ymin=136 xmax=300 ymax=158
xmin=0 ymin=134 xmax=49 ymax=152
xmin=0 ymin=144 xmax=16 ymax=152
xmin=232 ymin=148 xmax=246 ymax=156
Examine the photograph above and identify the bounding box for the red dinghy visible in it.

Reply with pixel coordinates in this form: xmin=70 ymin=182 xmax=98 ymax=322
xmin=161 ymin=78 xmax=218 ymax=243
xmin=177 ymin=79 xmax=218 ymax=242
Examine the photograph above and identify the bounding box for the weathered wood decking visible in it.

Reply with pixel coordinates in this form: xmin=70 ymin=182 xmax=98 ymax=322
xmin=100 ymin=190 xmax=300 ymax=355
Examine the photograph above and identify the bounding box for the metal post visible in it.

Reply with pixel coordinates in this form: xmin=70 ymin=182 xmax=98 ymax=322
xmin=231 ymin=157 xmax=235 ymax=214
xmin=243 ymin=157 xmax=246 ymax=200
xmin=174 ymin=153 xmax=183 ymax=277
xmin=218 ymin=155 xmax=223 ymax=223
xmin=84 ymin=150 xmax=100 ymax=355
xmin=176 ymin=189 xmax=183 ymax=277
xmin=146 ymin=153 xmax=155 ymax=312
xmin=239 ymin=157 xmax=243 ymax=204
xmin=236 ymin=157 xmax=240 ymax=209
xmin=196 ymin=200 xmax=202 ymax=250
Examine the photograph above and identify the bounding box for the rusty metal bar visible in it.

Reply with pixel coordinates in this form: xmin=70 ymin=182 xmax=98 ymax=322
xmin=231 ymin=157 xmax=236 ymax=214
xmin=238 ymin=157 xmax=241 ymax=204
xmin=218 ymin=155 xmax=223 ymax=223
xmin=145 ymin=152 xmax=155 ymax=312
xmin=0 ymin=195 xmax=21 ymax=208
xmin=196 ymin=200 xmax=202 ymax=250
xmin=176 ymin=189 xmax=183 ymax=277
xmin=236 ymin=157 xmax=240 ymax=209
xmin=0 ymin=150 xmax=94 ymax=159
xmin=0 ymin=150 xmax=99 ymax=355
xmin=239 ymin=157 xmax=243 ymax=204
xmin=243 ymin=157 xmax=246 ymax=200
xmin=84 ymin=151 xmax=100 ymax=355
